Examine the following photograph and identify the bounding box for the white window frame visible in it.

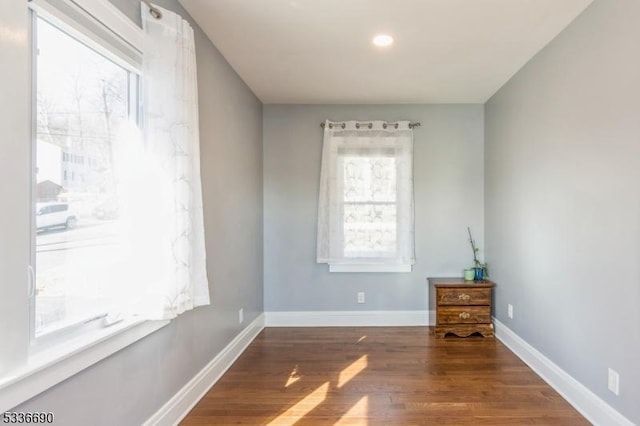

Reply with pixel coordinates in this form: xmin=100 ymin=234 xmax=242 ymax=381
xmin=329 ymin=264 xmax=412 ymax=273
xmin=0 ymin=0 xmax=169 ymax=413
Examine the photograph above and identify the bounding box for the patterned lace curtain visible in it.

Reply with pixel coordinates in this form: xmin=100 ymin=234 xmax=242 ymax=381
xmin=130 ymin=3 xmax=210 ymax=319
xmin=317 ymin=120 xmax=415 ymax=266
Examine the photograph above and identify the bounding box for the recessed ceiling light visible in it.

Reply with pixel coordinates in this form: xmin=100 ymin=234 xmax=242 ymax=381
xmin=372 ymin=34 xmax=393 ymax=47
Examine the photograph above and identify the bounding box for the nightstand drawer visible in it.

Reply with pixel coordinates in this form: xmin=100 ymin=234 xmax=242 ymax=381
xmin=437 ymin=306 xmax=491 ymax=324
xmin=437 ymin=287 xmax=491 ymax=305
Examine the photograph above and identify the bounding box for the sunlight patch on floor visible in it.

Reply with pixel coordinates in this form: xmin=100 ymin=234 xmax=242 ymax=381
xmin=267 ymin=381 xmax=329 ymax=425
xmin=336 ymin=395 xmax=369 ymax=424
xmin=338 ymin=354 xmax=368 ymax=388
xmin=284 ymin=364 xmax=301 ymax=388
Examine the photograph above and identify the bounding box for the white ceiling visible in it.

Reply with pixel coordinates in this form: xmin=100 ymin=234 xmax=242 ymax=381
xmin=178 ymin=0 xmax=593 ymax=104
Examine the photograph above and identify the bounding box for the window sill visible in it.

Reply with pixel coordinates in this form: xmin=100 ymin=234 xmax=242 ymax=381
xmin=0 ymin=318 xmax=169 ymax=412
xmin=329 ymin=264 xmax=413 ymax=273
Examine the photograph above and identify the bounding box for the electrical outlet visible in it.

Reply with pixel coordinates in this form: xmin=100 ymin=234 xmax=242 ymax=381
xmin=239 ymin=308 xmax=244 ymax=324
xmin=357 ymin=292 xmax=365 ymax=304
xmin=508 ymin=304 xmax=513 ymax=319
xmin=608 ymin=368 xmax=620 ymax=395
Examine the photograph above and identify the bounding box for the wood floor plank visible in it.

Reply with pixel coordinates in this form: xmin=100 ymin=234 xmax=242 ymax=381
xmin=181 ymin=327 xmax=590 ymax=425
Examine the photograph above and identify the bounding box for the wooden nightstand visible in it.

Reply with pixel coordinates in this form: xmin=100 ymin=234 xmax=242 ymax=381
xmin=429 ymin=277 xmax=495 ymax=338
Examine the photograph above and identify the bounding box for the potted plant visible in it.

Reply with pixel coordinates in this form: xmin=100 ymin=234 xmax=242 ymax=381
xmin=467 ymin=226 xmax=488 ymax=281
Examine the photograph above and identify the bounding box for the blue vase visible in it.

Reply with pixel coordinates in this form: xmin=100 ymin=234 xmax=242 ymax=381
xmin=474 ymin=267 xmax=484 ymax=281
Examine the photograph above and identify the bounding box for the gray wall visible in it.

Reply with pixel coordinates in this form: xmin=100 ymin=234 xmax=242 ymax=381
xmin=485 ymin=0 xmax=640 ymax=423
xmin=263 ymin=105 xmax=484 ymax=312
xmin=13 ymin=1 xmax=264 ymax=424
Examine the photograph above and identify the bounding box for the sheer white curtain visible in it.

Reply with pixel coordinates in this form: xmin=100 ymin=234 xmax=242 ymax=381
xmin=126 ymin=3 xmax=210 ymax=319
xmin=317 ymin=120 xmax=415 ymax=267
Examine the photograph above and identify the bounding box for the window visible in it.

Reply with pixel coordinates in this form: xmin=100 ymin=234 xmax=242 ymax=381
xmin=29 ymin=0 xmax=149 ymax=351
xmin=340 ymin=150 xmax=397 ymax=258
xmin=0 ymin=0 xmax=209 ymax=410
xmin=0 ymin=0 xmax=184 ymax=413
xmin=317 ymin=121 xmax=415 ymax=272
xmin=32 ymin=4 xmax=140 ymax=342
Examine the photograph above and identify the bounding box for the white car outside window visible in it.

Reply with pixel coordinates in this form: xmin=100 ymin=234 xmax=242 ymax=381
xmin=36 ymin=202 xmax=77 ymax=230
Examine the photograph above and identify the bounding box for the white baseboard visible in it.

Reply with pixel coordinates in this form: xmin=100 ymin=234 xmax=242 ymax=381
xmin=428 ymin=309 xmax=435 ymax=326
xmin=494 ymin=318 xmax=634 ymax=426
xmin=265 ymin=310 xmax=431 ymax=327
xmin=143 ymin=314 xmax=265 ymax=426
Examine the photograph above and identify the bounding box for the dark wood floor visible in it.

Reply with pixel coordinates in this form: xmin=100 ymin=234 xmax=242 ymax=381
xmin=181 ymin=327 xmax=590 ymax=425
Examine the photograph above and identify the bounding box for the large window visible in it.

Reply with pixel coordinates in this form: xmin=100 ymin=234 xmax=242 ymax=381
xmin=317 ymin=121 xmax=415 ymax=272
xmin=1 ymin=0 xmax=211 ymax=411
xmin=32 ymin=13 xmax=139 ymax=340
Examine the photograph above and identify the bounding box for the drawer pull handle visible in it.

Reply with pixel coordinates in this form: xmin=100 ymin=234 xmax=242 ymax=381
xmin=459 ymin=312 xmax=471 ymax=319
xmin=458 ymin=294 xmax=471 ymax=302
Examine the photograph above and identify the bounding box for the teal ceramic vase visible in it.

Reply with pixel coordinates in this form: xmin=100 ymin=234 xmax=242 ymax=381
xmin=474 ymin=267 xmax=484 ymax=281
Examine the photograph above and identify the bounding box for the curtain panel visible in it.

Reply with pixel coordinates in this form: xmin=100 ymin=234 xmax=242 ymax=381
xmin=317 ymin=120 xmax=415 ymax=267
xmin=133 ymin=3 xmax=210 ymax=319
